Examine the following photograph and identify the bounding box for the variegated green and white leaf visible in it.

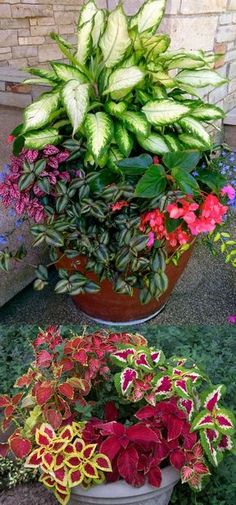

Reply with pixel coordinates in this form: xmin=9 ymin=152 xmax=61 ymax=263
xmin=142 ymin=100 xmax=189 ymax=126
xmin=179 ymin=134 xmax=207 ymax=150
xmin=122 ymin=111 xmax=150 ymax=137
xmin=104 ymin=66 xmax=145 ymax=95
xmin=137 ymin=34 xmax=170 ymax=59
xmin=25 ymin=67 xmax=58 ymax=82
xmin=24 ymin=128 xmax=61 ymax=149
xmin=51 ymin=62 xmax=87 ymax=83
xmin=100 ymin=6 xmax=131 ymax=68
xmin=151 ymin=72 xmax=175 ymax=88
xmin=121 ymin=54 xmax=137 ymax=68
xmin=23 ymin=90 xmax=60 ymax=132
xmin=105 ymin=101 xmax=127 ymax=118
xmin=107 ymin=146 xmax=124 ymax=171
xmin=76 ymin=19 xmax=93 ymax=65
xmin=164 ymin=134 xmax=181 ymax=151
xmin=178 ymin=117 xmax=211 ymax=148
xmin=23 ymin=78 xmax=55 ymax=86
xmin=136 ymin=0 xmax=166 ymax=34
xmin=114 ymin=122 xmax=133 ymax=157
xmin=62 ymin=80 xmax=90 ymax=135
xmin=166 ymin=57 xmax=206 ymax=70
xmin=176 ymin=69 xmax=227 ymax=88
xmin=78 ymin=0 xmax=97 ymax=26
xmin=190 ymin=104 xmax=224 ymax=121
xmin=84 ymin=112 xmax=113 ymax=162
xmin=137 ymin=133 xmax=170 ymax=154
xmin=92 ymin=9 xmax=106 ymax=47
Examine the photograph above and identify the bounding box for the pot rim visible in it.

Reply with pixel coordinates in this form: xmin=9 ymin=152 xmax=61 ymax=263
xmin=71 ymin=466 xmax=180 ymax=499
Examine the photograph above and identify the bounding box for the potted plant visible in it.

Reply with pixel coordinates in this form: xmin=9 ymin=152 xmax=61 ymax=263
xmin=1 ymin=0 xmax=236 ymax=323
xmin=0 ymin=327 xmax=235 ymax=505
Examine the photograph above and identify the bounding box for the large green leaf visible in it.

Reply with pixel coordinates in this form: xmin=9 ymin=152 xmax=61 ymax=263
xmin=103 ymin=66 xmax=144 ymax=95
xmin=92 ymin=9 xmax=106 ymax=47
xmin=117 ymin=154 xmax=153 ymax=175
xmin=135 ymin=164 xmax=167 ymax=198
xmin=172 ymin=167 xmax=200 ymax=195
xmin=190 ymin=104 xmax=224 ymax=121
xmin=178 ymin=117 xmax=212 ymax=148
xmin=23 ymin=90 xmax=60 ymax=132
xmin=176 ymin=69 xmax=227 ymax=88
xmin=76 ymin=19 xmax=93 ymax=65
xmin=51 ymin=62 xmax=87 ymax=83
xmin=84 ymin=112 xmax=113 ymax=162
xmin=100 ymin=6 xmax=131 ymax=68
xmin=78 ymin=0 xmax=97 ymax=26
xmin=142 ymin=100 xmax=189 ymax=126
xmin=136 ymin=0 xmax=166 ymax=34
xmin=114 ymin=123 xmax=133 ymax=157
xmin=137 ymin=133 xmax=170 ymax=154
xmin=197 ymin=169 xmax=227 ymax=192
xmin=24 ymin=128 xmax=61 ymax=149
xmin=163 ymin=151 xmax=201 ymax=173
xmin=62 ymin=80 xmax=90 ymax=135
xmin=122 ymin=111 xmax=149 ymax=137
xmin=166 ymin=56 xmax=206 ymax=70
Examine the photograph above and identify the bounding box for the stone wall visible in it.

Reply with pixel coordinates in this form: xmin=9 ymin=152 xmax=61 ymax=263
xmin=0 ymin=0 xmax=235 ymax=115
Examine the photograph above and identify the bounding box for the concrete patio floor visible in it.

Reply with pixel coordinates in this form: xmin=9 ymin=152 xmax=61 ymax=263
xmin=0 ymin=106 xmax=235 ymax=325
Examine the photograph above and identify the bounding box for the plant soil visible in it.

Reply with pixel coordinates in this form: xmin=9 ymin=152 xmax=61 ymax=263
xmin=0 ymin=483 xmax=57 ymax=505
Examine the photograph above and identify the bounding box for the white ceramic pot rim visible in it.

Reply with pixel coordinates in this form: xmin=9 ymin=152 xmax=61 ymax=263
xmin=72 ymin=466 xmax=180 ymax=499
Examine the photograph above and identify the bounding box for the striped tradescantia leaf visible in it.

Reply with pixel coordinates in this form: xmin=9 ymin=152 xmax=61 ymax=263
xmin=122 ymin=111 xmax=150 ymax=137
xmin=114 ymin=122 xmax=133 ymax=157
xmin=62 ymin=81 xmax=90 ymax=135
xmin=76 ymin=19 xmax=93 ymax=65
xmin=23 ymin=90 xmax=61 ymax=132
xmin=190 ymin=104 xmax=224 ymax=121
xmin=92 ymin=10 xmax=106 ymax=47
xmin=176 ymin=69 xmax=227 ymax=88
xmin=84 ymin=112 xmax=113 ymax=162
xmin=104 ymin=66 xmax=145 ymax=95
xmin=24 ymin=128 xmax=61 ymax=149
xmin=178 ymin=117 xmax=212 ymax=148
xmin=137 ymin=133 xmax=170 ymax=154
xmin=51 ymin=62 xmax=87 ymax=83
xmin=78 ymin=0 xmax=97 ymax=26
xmin=136 ymin=0 xmax=166 ymax=34
xmin=100 ymin=6 xmax=131 ymax=68
xmin=142 ymin=100 xmax=190 ymax=126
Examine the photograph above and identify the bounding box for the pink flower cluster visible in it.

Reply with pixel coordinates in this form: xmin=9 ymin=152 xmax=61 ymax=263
xmin=0 ymin=145 xmax=70 ymax=223
xmin=140 ymin=195 xmax=228 ymax=248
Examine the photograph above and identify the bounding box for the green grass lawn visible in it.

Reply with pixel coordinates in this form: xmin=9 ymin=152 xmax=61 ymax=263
xmin=0 ymin=324 xmax=236 ymax=504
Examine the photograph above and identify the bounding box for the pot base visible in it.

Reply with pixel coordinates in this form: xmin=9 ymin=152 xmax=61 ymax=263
xmin=79 ymin=302 xmax=166 ymax=326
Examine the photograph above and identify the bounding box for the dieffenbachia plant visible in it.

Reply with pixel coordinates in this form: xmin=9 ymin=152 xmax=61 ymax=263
xmin=12 ymin=0 xmax=227 ymax=160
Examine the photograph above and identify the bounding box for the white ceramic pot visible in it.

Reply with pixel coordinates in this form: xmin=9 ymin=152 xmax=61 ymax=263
xmin=69 ymin=466 xmax=179 ymax=505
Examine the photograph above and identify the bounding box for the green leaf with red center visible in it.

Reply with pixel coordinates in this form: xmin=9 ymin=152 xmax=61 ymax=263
xmin=55 ymin=454 xmax=64 ymax=468
xmin=192 ymin=409 xmax=215 ymax=431
xmin=74 ymin=438 xmax=85 ymax=453
xmin=150 ymin=349 xmax=165 ymax=366
xmin=60 ymin=426 xmax=74 ymax=441
xmin=153 ymin=375 xmax=172 ymax=397
xmin=215 ymin=408 xmax=235 ymax=434
xmin=66 ymin=455 xmax=82 ymax=468
xmin=53 ymin=440 xmax=67 ymax=452
xmin=174 ymin=378 xmax=192 ymax=399
xmin=39 ymin=473 xmax=55 ymax=488
xmin=178 ymin=398 xmax=194 ymax=420
xmin=202 ymin=385 xmax=225 ymax=412
xmin=68 ymin=468 xmax=83 ymax=487
xmin=10 ymin=435 xmax=32 ymax=459
xmin=64 ymin=443 xmax=74 ymax=455
xmin=35 ymin=382 xmax=54 ymax=406
xmin=54 ymin=489 xmax=70 ymax=505
xmin=218 ymin=434 xmax=234 ymax=452
xmin=25 ymin=448 xmax=42 ymax=468
xmin=200 ymin=430 xmax=221 ymax=467
xmin=42 ymin=451 xmax=54 ymax=470
xmin=83 ymin=461 xmax=99 ymax=479
xmin=111 ymin=347 xmax=135 ymax=367
xmin=12 ymin=393 xmax=23 ymax=405
xmin=115 ymin=368 xmax=138 ymax=396
xmin=133 ymin=352 xmax=153 ymax=371
xmin=54 ymin=465 xmax=68 ymax=486
xmin=81 ymin=444 xmax=97 ymax=459
xmin=93 ymin=454 xmax=112 ymax=472
xmin=58 ymin=382 xmax=74 ymax=400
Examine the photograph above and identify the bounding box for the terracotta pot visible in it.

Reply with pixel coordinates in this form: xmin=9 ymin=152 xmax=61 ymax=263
xmin=57 ymin=247 xmax=192 ymax=325
xmin=69 ymin=466 xmax=179 ymax=505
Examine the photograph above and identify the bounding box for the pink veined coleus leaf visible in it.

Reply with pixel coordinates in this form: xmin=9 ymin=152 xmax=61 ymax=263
xmin=204 ymin=385 xmax=224 ymax=412
xmin=192 ymin=410 xmax=215 ymax=431
xmin=120 ymin=368 xmax=138 ymax=395
xmin=181 ymin=465 xmax=194 ymax=483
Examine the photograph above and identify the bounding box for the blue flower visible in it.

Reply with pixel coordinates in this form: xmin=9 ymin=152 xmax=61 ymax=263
xmin=0 ymin=173 xmax=6 ymax=182
xmin=0 ymin=234 xmax=8 ymax=245
xmin=16 ymin=234 xmax=24 ymax=242
xmin=15 ymin=218 xmax=24 ymax=228
xmin=3 ymin=164 xmax=9 ymax=173
xmin=7 ymin=208 xmax=16 ymax=217
xmin=192 ymin=170 xmax=199 ymax=177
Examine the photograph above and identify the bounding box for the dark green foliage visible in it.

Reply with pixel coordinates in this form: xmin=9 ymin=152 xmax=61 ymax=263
xmin=0 ymin=458 xmax=36 ymax=491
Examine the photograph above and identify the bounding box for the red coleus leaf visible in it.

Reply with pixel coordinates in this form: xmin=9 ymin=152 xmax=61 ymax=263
xmin=167 ymin=415 xmax=185 ymax=441
xmin=10 ymin=436 xmax=32 ymax=459
xmin=4 ymin=405 xmax=14 ymax=419
xmin=12 ymin=393 xmax=23 ymax=406
xmin=193 ymin=462 xmax=210 ymax=475
xmin=58 ymin=383 xmax=74 ymax=400
xmin=73 ymin=349 xmax=87 ymax=365
xmin=181 ymin=465 xmax=194 ymax=483
xmin=148 ymin=466 xmax=162 ymax=488
xmin=0 ymin=443 xmax=9 ymax=457
xmin=35 ymin=382 xmax=54 ymax=406
xmin=104 ymin=401 xmax=118 ymax=422
xmin=127 ymin=423 xmax=159 ymax=443
xmin=100 ymin=436 xmax=123 ymax=461
xmin=170 ymin=449 xmax=186 ymax=470
xmin=44 ymin=408 xmax=63 ymax=430
xmin=117 ymin=447 xmax=139 ymax=485
xmin=135 ymin=405 xmax=157 ymax=420
xmin=36 ymin=350 xmax=52 ymax=368
xmin=0 ymin=395 xmax=10 ymax=407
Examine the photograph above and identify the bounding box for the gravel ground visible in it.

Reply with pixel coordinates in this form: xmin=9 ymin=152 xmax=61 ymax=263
xmin=0 ymin=483 xmax=57 ymax=505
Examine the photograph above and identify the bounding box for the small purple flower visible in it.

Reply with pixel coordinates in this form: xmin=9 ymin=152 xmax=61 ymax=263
xmin=7 ymin=208 xmax=16 ymax=217
xmin=16 ymin=234 xmax=24 ymax=242
xmin=228 ymin=315 xmax=236 ymax=324
xmin=0 ymin=234 xmax=8 ymax=245
xmin=15 ymin=218 xmax=24 ymax=228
